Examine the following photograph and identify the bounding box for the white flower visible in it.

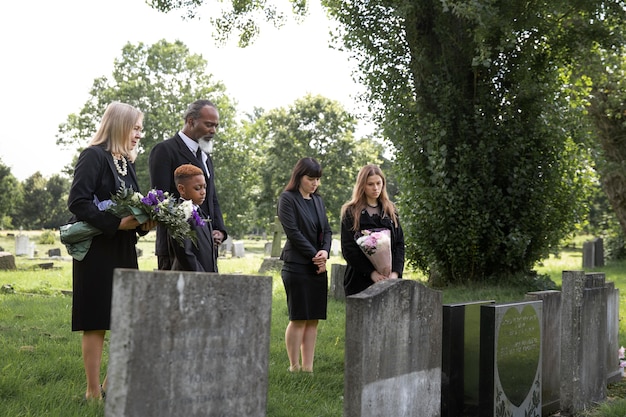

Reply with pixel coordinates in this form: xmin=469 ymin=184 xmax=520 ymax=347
xmin=179 ymin=199 xmax=194 ymax=220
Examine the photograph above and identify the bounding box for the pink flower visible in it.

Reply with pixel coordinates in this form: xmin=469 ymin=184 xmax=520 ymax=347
xmin=356 ymin=229 xmax=392 ymax=277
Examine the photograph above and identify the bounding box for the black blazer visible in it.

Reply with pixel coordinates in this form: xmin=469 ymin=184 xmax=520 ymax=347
xmin=169 ymin=211 xmax=216 ymax=272
xmin=277 ymin=190 xmax=332 ymax=266
xmin=148 ymin=133 xmax=227 ymax=257
xmin=68 ymin=145 xmax=143 ymax=236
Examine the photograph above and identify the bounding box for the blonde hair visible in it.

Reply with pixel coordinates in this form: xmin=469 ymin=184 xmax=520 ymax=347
xmin=89 ymin=102 xmax=143 ymax=162
xmin=341 ymin=164 xmax=398 ymax=231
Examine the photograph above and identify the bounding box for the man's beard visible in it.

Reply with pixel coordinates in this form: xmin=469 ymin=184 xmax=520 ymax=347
xmin=198 ymin=138 xmax=213 ymax=155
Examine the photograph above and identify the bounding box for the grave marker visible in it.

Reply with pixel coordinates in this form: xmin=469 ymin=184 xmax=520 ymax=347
xmin=479 ymin=300 xmax=542 ymax=417
xmin=105 ymin=270 xmax=273 ymax=417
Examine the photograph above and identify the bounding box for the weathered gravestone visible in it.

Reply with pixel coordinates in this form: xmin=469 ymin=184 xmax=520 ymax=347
xmin=219 ymin=236 xmax=233 ymax=257
xmin=525 ymin=290 xmax=561 ymax=417
xmin=560 ymin=271 xmax=608 ymax=416
xmin=479 ymin=300 xmax=542 ymax=417
xmin=270 ymin=216 xmax=283 ymax=258
xmin=605 ymin=281 xmax=621 ymax=384
xmin=329 ymin=263 xmax=346 ymax=301
xmin=344 ymin=279 xmax=442 ymax=417
xmin=232 ymin=241 xmax=245 ymax=258
xmin=0 ymin=251 xmax=16 ymax=270
xmin=582 ymin=237 xmax=604 ymax=269
xmin=15 ymin=234 xmax=29 ymax=256
xmin=105 ymin=270 xmax=273 ymax=417
xmin=441 ymin=300 xmax=494 ymax=417
xmin=259 ymin=217 xmax=285 ymax=273
xmin=47 ymin=248 xmax=61 ymax=257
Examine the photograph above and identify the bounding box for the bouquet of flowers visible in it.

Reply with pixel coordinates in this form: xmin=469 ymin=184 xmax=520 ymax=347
xmin=60 ymin=183 xmax=205 ymax=261
xmin=355 ymin=228 xmax=392 ymax=277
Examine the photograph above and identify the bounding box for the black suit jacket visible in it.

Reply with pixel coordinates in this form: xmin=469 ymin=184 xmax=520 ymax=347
xmin=169 ymin=210 xmax=216 ymax=272
xmin=148 ymin=133 xmax=227 ymax=258
xmin=277 ymin=190 xmax=332 ymax=266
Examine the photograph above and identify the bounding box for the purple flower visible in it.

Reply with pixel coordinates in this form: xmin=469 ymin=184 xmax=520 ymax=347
xmin=190 ymin=209 xmax=206 ymax=227
xmin=141 ymin=191 xmax=160 ymax=206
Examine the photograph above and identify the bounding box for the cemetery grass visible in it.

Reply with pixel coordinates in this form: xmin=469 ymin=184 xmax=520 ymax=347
xmin=1 ymin=232 xmax=626 ymax=416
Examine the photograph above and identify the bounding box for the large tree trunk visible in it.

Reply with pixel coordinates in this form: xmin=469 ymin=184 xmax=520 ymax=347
xmin=588 ymin=89 xmax=626 ymax=234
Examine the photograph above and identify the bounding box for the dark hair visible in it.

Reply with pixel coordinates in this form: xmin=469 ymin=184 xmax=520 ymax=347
xmin=184 ymin=99 xmax=216 ymax=121
xmin=284 ymin=157 xmax=322 ymax=192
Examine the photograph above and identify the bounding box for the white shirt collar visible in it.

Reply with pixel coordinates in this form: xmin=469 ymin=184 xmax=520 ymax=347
xmin=179 ymin=131 xmax=199 ymax=155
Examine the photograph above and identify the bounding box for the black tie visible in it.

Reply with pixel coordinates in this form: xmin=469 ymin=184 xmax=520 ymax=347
xmin=196 ymin=147 xmax=208 ymax=176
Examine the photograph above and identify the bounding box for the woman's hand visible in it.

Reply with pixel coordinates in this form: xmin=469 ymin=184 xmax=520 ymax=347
xmin=370 ymin=270 xmax=388 ymax=283
xmin=313 ymin=250 xmax=328 ymax=274
xmin=140 ymin=220 xmax=158 ymax=231
xmin=118 ymin=215 xmax=141 ymax=230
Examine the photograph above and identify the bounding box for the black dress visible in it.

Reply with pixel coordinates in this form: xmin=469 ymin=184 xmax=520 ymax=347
xmin=69 ymin=145 xmax=144 ymax=331
xmin=277 ymin=190 xmax=332 ymax=321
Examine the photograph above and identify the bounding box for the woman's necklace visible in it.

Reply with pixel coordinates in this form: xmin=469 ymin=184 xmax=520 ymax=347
xmin=112 ymin=153 xmax=128 ymax=176
xmin=367 ymin=202 xmax=379 ymax=208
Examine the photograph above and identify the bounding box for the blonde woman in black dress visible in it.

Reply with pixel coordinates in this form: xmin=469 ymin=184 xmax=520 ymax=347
xmin=68 ymin=102 xmax=156 ymax=400
xmin=277 ymin=157 xmax=332 ymax=373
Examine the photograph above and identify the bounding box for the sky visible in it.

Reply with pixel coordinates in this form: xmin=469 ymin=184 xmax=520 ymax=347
xmin=0 ymin=0 xmax=367 ymax=181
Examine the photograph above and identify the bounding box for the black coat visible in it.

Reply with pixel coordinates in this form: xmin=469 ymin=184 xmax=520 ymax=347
xmin=68 ymin=145 xmax=147 ymax=330
xmin=148 ymin=133 xmax=227 ymax=259
xmin=169 ymin=206 xmax=217 ymax=272
xmin=341 ymin=207 xmax=405 ymax=296
xmin=277 ymin=190 xmax=332 ymax=267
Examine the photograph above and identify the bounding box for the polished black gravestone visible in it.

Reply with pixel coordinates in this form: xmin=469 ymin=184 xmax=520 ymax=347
xmin=479 ymin=301 xmax=542 ymax=417
xmin=442 ymin=300 xmax=494 ymax=417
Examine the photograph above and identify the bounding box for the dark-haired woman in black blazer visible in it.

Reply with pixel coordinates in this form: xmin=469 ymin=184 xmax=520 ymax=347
xmin=277 ymin=157 xmax=332 ymax=373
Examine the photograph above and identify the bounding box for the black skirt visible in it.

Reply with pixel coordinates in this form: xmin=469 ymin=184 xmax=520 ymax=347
xmin=281 ymin=262 xmax=328 ymax=320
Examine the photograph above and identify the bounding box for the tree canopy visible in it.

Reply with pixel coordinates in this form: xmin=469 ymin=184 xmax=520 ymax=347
xmin=147 ymin=0 xmax=626 ymax=284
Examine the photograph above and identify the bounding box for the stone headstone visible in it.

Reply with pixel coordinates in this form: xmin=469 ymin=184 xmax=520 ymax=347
xmin=47 ymin=248 xmax=62 ymax=257
xmin=258 ymin=257 xmax=283 ymax=274
xmin=264 ymin=242 xmax=272 ymax=256
xmin=344 ymin=279 xmax=442 ymax=417
xmin=0 ymin=251 xmax=16 ymax=270
xmin=560 ymin=271 xmax=608 ymax=415
xmin=442 ymin=300 xmax=494 ymax=417
xmin=232 ymin=241 xmax=245 ymax=258
xmin=15 ymin=235 xmax=29 ymax=256
xmin=219 ymin=236 xmax=233 ymax=257
xmin=525 ymin=290 xmax=561 ymax=416
xmin=582 ymin=238 xmax=604 ymax=269
xmin=105 ymin=270 xmax=272 ymax=417
xmin=605 ymin=281 xmax=621 ymax=384
xmin=270 ymin=216 xmax=283 ymax=258
xmin=331 ymin=239 xmax=340 ymax=257
xmin=329 ymin=264 xmax=346 ymax=301
xmin=479 ymin=300 xmax=542 ymax=417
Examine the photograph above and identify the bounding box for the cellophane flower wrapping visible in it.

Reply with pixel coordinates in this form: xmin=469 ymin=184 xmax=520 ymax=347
xmin=355 ymin=228 xmax=392 ymax=277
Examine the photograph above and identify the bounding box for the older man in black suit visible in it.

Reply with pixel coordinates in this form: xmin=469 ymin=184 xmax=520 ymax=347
xmin=149 ymin=99 xmax=227 ymax=271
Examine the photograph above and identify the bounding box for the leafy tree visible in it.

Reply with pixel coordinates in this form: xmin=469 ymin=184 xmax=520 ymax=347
xmin=56 ymin=39 xmax=235 ymax=194
xmin=0 ymin=159 xmax=21 ymax=230
xmin=587 ymin=49 xmax=626 ymax=238
xmin=43 ymin=174 xmax=72 ymax=229
xmin=254 ymin=94 xmax=386 ymax=232
xmin=18 ymin=173 xmax=50 ymax=230
xmin=55 ymin=39 xmax=254 ymax=236
xmin=148 ymin=0 xmax=625 ymax=284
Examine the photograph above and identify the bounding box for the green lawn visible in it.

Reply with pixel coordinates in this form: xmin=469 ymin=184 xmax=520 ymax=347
xmin=1 ymin=231 xmax=625 ymax=416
